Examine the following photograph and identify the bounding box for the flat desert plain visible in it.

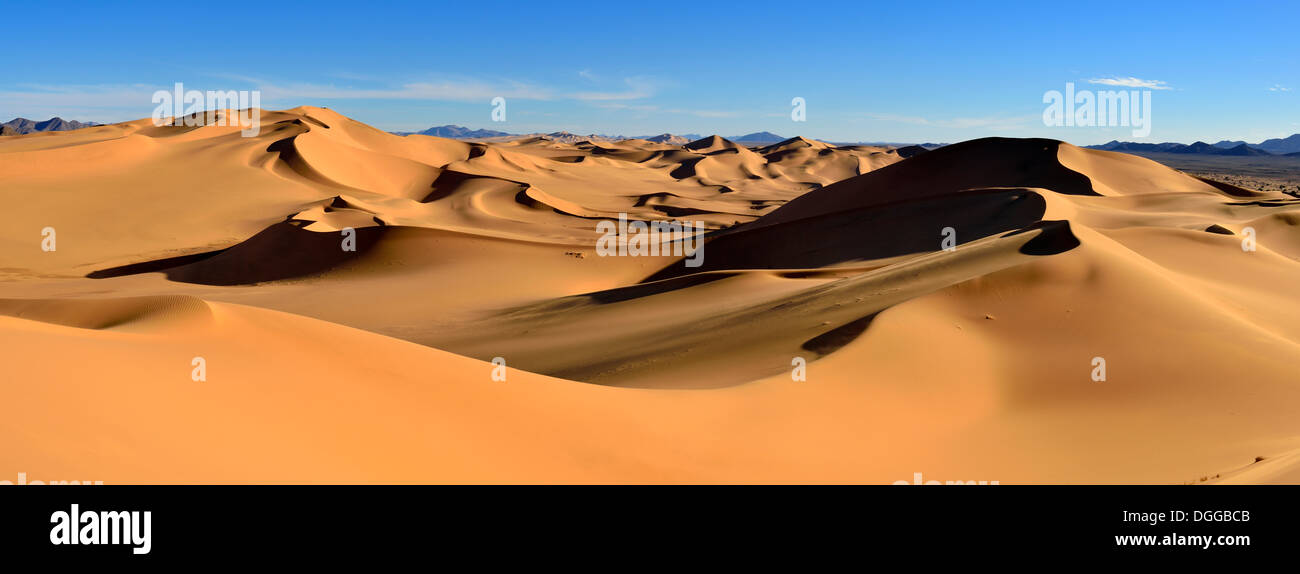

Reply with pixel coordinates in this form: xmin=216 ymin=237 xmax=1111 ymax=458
xmin=2 ymin=107 xmax=1298 ymax=484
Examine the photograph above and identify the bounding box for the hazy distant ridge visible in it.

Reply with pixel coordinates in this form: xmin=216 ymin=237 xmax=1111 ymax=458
xmin=1090 ymin=134 xmax=1300 ymax=155
xmin=1 ymin=117 xmax=101 ymax=135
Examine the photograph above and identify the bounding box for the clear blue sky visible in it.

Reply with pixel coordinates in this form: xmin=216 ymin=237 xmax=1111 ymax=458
xmin=2 ymin=0 xmax=1296 ymax=145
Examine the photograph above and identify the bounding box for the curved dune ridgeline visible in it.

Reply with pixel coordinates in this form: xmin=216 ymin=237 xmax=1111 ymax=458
xmin=2 ymin=107 xmax=1300 ymax=483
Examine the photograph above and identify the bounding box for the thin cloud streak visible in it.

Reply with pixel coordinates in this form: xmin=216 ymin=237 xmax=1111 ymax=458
xmin=0 ymin=74 xmax=663 ymax=119
xmin=1087 ymin=77 xmax=1172 ymax=90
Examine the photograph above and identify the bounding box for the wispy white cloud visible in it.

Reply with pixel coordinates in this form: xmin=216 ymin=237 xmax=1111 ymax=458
xmin=1269 ymin=84 xmax=1292 ymax=92
xmin=1087 ymin=76 xmax=1172 ymax=90
xmin=594 ymin=102 xmax=739 ymax=118
xmin=0 ymin=83 xmax=160 ymax=121
xmin=256 ymin=80 xmax=557 ymax=102
xmin=0 ymin=78 xmax=561 ymax=117
xmin=0 ymin=72 xmax=665 ymax=116
xmin=668 ymin=108 xmax=739 ymax=118
xmin=594 ymin=102 xmax=659 ymax=112
xmin=572 ymin=76 xmax=658 ymax=101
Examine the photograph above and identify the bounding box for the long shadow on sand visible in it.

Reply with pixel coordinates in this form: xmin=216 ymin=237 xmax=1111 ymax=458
xmin=88 ymin=221 xmax=390 ymax=285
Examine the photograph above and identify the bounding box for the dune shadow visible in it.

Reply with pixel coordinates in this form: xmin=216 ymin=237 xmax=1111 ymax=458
xmin=87 ymin=222 xmax=390 ymax=286
xmin=1000 ymin=220 xmax=1082 ymax=255
xmin=587 ymin=272 xmax=735 ymax=304
xmin=801 ymin=313 xmax=879 ymax=356
xmin=423 ymin=170 xmax=528 ymax=203
xmin=644 ymin=188 xmax=1049 ymax=282
xmin=87 ymin=249 xmax=228 ymax=279
xmin=1193 ymin=176 xmax=1266 ymax=198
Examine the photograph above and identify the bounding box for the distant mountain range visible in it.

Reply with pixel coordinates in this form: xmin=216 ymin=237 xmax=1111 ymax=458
xmin=1089 ymin=134 xmax=1300 ymax=156
xmin=1089 ymin=141 xmax=1272 ymax=156
xmin=390 ymin=125 xmax=513 ymax=138
xmin=1 ymin=117 xmax=101 ymax=135
xmin=644 ymin=133 xmax=703 ymax=144
xmin=644 ymin=132 xmax=781 ymax=143
xmin=728 ymin=131 xmax=785 ymax=143
xmin=392 ymin=125 xmax=790 ymax=144
xmin=1256 ymin=134 xmax=1300 ymax=154
xmin=390 ymin=126 xmax=944 ymax=149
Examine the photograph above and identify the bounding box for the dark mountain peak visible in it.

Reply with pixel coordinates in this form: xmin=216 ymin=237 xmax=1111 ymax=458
xmin=642 ymin=133 xmax=692 ymax=144
xmin=1256 ymin=133 xmax=1300 ymax=154
xmin=1 ymin=116 xmax=99 ymax=135
xmin=1213 ymin=140 xmax=1247 ymax=149
xmin=1086 ymin=138 xmax=1275 ymax=156
xmin=399 ymin=125 xmax=513 ymax=139
xmin=728 ymin=131 xmax=784 ymax=143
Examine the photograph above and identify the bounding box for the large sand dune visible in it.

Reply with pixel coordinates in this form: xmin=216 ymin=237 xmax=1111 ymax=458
xmin=2 ymin=107 xmax=1298 ymax=483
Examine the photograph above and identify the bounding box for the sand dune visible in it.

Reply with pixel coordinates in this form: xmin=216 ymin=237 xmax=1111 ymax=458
xmin=2 ymin=107 xmax=1298 ymax=484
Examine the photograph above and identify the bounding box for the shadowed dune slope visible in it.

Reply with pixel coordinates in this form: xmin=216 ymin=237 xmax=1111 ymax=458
xmin=751 ymin=137 xmax=1253 ymax=230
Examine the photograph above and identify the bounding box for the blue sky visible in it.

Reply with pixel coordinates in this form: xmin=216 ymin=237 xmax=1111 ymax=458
xmin=2 ymin=0 xmax=1296 ymax=145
